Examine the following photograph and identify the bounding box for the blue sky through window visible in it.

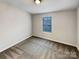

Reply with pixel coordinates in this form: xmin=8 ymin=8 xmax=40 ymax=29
xmin=43 ymin=16 xmax=52 ymax=32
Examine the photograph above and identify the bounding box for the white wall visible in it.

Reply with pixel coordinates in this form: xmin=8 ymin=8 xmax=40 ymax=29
xmin=32 ymin=10 xmax=77 ymax=46
xmin=77 ymin=8 xmax=79 ymax=50
xmin=0 ymin=3 xmax=32 ymax=52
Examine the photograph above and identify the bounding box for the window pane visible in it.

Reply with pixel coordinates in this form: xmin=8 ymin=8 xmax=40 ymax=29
xmin=43 ymin=25 xmax=51 ymax=32
xmin=43 ymin=16 xmax=52 ymax=32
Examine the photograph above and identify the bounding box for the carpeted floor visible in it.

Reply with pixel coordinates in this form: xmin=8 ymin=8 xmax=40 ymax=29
xmin=0 ymin=37 xmax=78 ymax=59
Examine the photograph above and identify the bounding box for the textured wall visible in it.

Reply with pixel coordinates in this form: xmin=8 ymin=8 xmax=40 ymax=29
xmin=32 ymin=10 xmax=77 ymax=46
xmin=0 ymin=3 xmax=32 ymax=52
xmin=77 ymin=8 xmax=79 ymax=50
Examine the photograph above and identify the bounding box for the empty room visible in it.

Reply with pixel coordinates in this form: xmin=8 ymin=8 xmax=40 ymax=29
xmin=0 ymin=0 xmax=79 ymax=59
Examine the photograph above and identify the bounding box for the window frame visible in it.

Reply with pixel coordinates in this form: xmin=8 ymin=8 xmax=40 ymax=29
xmin=43 ymin=16 xmax=52 ymax=32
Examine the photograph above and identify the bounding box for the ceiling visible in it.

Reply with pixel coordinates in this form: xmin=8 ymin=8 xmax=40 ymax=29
xmin=0 ymin=0 xmax=79 ymax=14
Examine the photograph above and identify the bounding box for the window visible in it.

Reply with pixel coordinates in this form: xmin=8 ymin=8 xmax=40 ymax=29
xmin=43 ymin=16 xmax=52 ymax=32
